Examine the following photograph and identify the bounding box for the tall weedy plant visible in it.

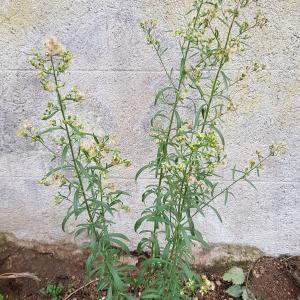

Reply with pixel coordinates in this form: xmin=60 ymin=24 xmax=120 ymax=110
xmin=135 ymin=0 xmax=285 ymax=298
xmin=18 ymin=37 xmax=133 ymax=299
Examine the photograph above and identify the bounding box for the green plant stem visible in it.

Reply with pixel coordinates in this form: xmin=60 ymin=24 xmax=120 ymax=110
xmin=151 ymin=2 xmax=203 ymax=258
xmin=50 ymin=56 xmax=98 ymax=239
xmin=200 ymin=14 xmax=237 ymax=133
xmin=154 ymin=47 xmax=176 ymax=91
xmin=38 ymin=138 xmax=73 ymax=167
xmin=165 ymin=11 xmax=238 ymax=293
xmin=175 ymin=11 xmax=237 ymax=234
xmin=199 ymin=154 xmax=271 ymax=212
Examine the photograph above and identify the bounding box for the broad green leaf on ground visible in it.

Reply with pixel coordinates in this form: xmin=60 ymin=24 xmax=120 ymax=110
xmin=223 ymin=266 xmax=245 ymax=285
xmin=226 ymin=284 xmax=243 ymax=297
xmin=242 ymin=287 xmax=260 ymax=300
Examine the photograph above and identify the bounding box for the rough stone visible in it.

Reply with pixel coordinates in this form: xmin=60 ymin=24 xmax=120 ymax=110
xmin=0 ymin=232 xmax=7 ymax=248
xmin=192 ymin=243 xmax=263 ymax=268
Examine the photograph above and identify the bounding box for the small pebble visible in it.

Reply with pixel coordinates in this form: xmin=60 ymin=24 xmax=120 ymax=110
xmin=253 ymin=270 xmax=260 ymax=278
xmin=216 ymin=280 xmax=222 ymax=286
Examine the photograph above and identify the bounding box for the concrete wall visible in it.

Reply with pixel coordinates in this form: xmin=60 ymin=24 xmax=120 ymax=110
xmin=0 ymin=0 xmax=299 ymax=256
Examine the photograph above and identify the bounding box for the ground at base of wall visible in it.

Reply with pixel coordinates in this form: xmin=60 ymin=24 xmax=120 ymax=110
xmin=0 ymin=241 xmax=299 ymax=300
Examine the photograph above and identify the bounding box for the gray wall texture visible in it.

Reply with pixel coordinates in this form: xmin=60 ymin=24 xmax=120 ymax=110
xmin=0 ymin=0 xmax=299 ymax=256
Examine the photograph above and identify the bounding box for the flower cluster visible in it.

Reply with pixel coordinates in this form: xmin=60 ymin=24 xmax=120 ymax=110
xmin=269 ymin=143 xmax=287 ymax=156
xmin=80 ymin=140 xmax=99 ymax=158
xmin=255 ymin=10 xmax=268 ymax=28
xmin=44 ymin=36 xmax=65 ymax=56
xmin=120 ymin=203 xmax=131 ymax=213
xmin=41 ymin=101 xmax=58 ymax=120
xmin=53 ymin=195 xmax=63 ymax=205
xmin=28 ymin=37 xmax=73 ymax=96
xmin=242 ymin=143 xmax=286 ymax=176
xmin=64 ymin=115 xmax=84 ymax=128
xmin=140 ymin=19 xmax=158 ymax=30
xmin=140 ymin=19 xmax=160 ymax=48
xmin=199 ymin=275 xmax=215 ymax=296
xmin=39 ymin=172 xmax=67 ymax=187
xmin=17 ymin=121 xmax=36 ymax=139
xmin=227 ymin=101 xmax=238 ymax=112
xmin=79 ymin=135 xmax=132 ymax=168
xmin=179 ymin=275 xmax=214 ymax=298
xmin=57 ymin=50 xmax=73 ymax=73
xmin=63 ymin=86 xmax=85 ymax=102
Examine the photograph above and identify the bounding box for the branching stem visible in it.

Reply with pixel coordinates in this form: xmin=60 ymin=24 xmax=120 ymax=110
xmin=50 ymin=56 xmax=98 ymax=238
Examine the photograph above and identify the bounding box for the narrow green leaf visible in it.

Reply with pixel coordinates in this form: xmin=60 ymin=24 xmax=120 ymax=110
xmin=201 ymin=107 xmax=206 ymax=119
xmin=218 ymin=16 xmax=229 ymax=27
xmin=162 ymin=241 xmax=171 ymax=260
xmin=73 ymin=188 xmax=80 ymax=215
xmin=39 ymin=126 xmax=62 ymax=135
xmin=134 ymin=215 xmax=150 ymax=232
xmin=244 ymin=178 xmax=257 ymax=190
xmin=135 ymin=164 xmax=151 ymax=182
xmin=180 ymin=57 xmax=187 ymax=78
xmin=141 ymin=293 xmax=161 ymax=299
xmin=62 ymin=207 xmax=74 ymax=232
xmin=225 ymin=189 xmax=229 ymax=205
xmin=194 ymin=105 xmax=205 ymax=129
xmin=68 ymin=124 xmax=82 ymax=136
xmin=85 ymin=252 xmax=96 ymax=275
xmin=232 ymin=165 xmax=236 ymax=181
xmin=110 ymin=238 xmax=130 ymax=253
xmin=44 ymin=165 xmax=71 ymax=178
xmin=41 ymin=109 xmax=59 ymax=120
xmin=181 ymin=261 xmax=197 ymax=280
xmin=155 ymin=87 xmax=172 ymax=105
xmin=151 ymin=111 xmax=169 ymax=127
xmin=75 ymin=159 xmax=86 ymax=176
xmin=221 ymin=71 xmax=230 ymax=90
xmin=182 ymin=228 xmax=192 ymax=249
xmin=209 ymin=205 xmax=223 ymax=223
xmin=106 ymin=286 xmax=113 ymax=300
xmin=191 ymin=230 xmax=209 ymax=248
xmin=212 ymin=125 xmax=225 ymax=146
xmin=92 ymin=133 xmax=99 ymax=144
xmin=109 ymin=232 xmax=130 ymax=241
xmin=106 ymin=263 xmax=123 ymax=291
xmin=187 ymin=209 xmax=195 ymax=236
xmin=142 ymin=189 xmax=156 ymax=203
xmin=174 ymin=110 xmax=182 ymax=129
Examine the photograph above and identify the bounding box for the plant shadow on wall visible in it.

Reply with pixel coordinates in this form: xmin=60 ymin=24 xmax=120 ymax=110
xmin=18 ymin=0 xmax=286 ymax=299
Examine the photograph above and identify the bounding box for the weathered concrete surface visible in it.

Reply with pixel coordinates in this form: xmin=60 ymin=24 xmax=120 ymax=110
xmin=0 ymin=0 xmax=299 ymax=256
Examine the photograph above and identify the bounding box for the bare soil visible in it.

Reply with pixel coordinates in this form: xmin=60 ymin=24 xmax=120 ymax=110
xmin=0 ymin=241 xmax=299 ymax=300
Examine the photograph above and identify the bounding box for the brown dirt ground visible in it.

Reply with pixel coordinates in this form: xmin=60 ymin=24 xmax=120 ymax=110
xmin=0 ymin=242 xmax=299 ymax=300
